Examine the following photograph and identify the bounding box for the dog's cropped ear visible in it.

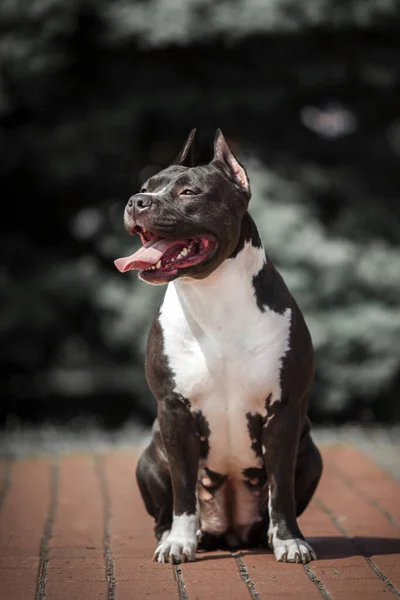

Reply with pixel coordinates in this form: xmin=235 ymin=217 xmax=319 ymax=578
xmin=211 ymin=129 xmax=249 ymax=194
xmin=172 ymin=128 xmax=196 ymax=167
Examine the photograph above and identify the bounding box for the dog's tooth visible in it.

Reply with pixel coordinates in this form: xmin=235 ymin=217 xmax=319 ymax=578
xmin=155 ymin=261 xmax=161 ymax=269
xmin=202 ymin=477 xmax=213 ymax=487
xmin=142 ymin=227 xmax=147 ymax=233
xmin=181 ymin=247 xmax=189 ymax=257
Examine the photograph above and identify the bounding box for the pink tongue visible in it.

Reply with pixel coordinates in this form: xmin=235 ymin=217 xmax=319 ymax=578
xmin=114 ymin=238 xmax=185 ymax=272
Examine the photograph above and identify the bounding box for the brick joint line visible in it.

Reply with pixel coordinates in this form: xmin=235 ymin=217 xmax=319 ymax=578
xmin=326 ymin=458 xmax=399 ymax=529
xmin=35 ymin=460 xmax=59 ymax=600
xmin=95 ymin=455 xmax=116 ymax=600
xmin=316 ymin=498 xmax=400 ymax=598
xmin=0 ymin=459 xmax=13 ymax=513
xmin=303 ymin=564 xmax=331 ymax=600
xmin=364 ymin=556 xmax=400 ymax=598
xmin=233 ymin=552 xmax=261 ymax=600
xmin=175 ymin=565 xmax=189 ymax=600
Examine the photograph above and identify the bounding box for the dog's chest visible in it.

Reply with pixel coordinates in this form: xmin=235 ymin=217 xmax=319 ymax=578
xmin=159 ymin=244 xmax=292 ymax=477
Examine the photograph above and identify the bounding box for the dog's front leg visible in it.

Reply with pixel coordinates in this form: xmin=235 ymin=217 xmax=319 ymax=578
xmin=262 ymin=399 xmax=316 ymax=564
xmin=153 ymin=394 xmax=200 ymax=564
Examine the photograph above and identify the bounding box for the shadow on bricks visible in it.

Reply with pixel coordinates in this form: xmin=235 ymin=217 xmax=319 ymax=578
xmin=237 ymin=536 xmax=400 ymax=561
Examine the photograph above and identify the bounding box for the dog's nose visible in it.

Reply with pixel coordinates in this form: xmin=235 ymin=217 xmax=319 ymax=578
xmin=127 ymin=194 xmax=153 ymax=213
xmin=136 ymin=195 xmax=153 ymax=210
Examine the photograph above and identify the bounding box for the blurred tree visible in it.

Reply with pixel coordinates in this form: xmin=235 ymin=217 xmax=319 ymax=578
xmin=0 ymin=0 xmax=399 ymax=425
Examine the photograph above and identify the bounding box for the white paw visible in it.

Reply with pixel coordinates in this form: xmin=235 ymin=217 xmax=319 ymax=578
xmin=153 ymin=513 xmax=198 ymax=564
xmin=272 ymin=537 xmax=316 ymax=564
xmin=153 ymin=533 xmax=197 ymax=564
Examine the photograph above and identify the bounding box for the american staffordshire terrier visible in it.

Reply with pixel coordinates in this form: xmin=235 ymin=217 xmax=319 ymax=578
xmin=115 ymin=129 xmax=322 ymax=564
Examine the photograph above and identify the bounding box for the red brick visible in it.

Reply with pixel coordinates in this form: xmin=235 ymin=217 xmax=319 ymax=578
xmin=181 ymin=551 xmax=250 ymax=600
xmin=116 ymin=580 xmax=179 ymax=600
xmin=46 ymin=580 xmax=108 ymax=600
xmin=310 ymin=553 xmax=391 ymax=599
xmin=103 ymin=452 xmax=179 ymax=600
xmin=47 ymin=565 xmax=106 ymax=582
xmin=240 ymin=549 xmax=322 ymax=600
xmin=0 ymin=568 xmax=40 ymax=600
xmin=0 ymin=564 xmax=40 ymax=583
xmin=323 ymin=446 xmax=400 ymax=523
xmin=296 ymin=449 xmax=400 ymax=598
xmin=49 ymin=455 xmax=104 ymax=557
xmin=48 ymin=545 xmax=105 ymax=559
xmin=48 ymin=556 xmax=105 ymax=568
xmin=47 ymin=455 xmax=106 ymax=600
xmin=103 ymin=454 xmax=153 ymax=555
xmin=316 ymin=454 xmax=397 ymax=539
xmin=0 ymin=459 xmax=51 ymax=600
xmin=1 ymin=445 xmax=398 ymax=600
xmin=311 ymin=576 xmax=388 ymax=600
xmin=367 ymin=553 xmax=400 ymax=590
xmin=114 ymin=556 xmax=175 ymax=581
xmin=0 ymin=459 xmax=51 ymax=557
xmin=0 ymin=557 xmax=39 ymax=568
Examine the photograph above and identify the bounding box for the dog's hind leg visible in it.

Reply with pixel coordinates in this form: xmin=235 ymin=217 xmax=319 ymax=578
xmin=136 ymin=421 xmax=173 ymax=541
xmin=295 ymin=417 xmax=323 ymax=517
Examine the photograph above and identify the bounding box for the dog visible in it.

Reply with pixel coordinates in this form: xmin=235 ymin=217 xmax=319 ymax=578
xmin=115 ymin=129 xmax=322 ymax=565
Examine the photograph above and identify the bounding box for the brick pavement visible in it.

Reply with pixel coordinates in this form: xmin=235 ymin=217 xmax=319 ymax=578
xmin=0 ymin=445 xmax=399 ymax=600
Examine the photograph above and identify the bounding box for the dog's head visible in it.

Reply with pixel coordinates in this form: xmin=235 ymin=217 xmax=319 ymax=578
xmin=114 ymin=129 xmax=250 ymax=284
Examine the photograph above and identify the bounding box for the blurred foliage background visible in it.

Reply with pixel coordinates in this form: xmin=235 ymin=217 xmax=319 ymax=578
xmin=1 ymin=0 xmax=399 ymax=430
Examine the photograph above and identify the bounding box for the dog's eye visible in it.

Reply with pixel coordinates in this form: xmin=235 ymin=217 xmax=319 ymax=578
xmin=140 ymin=187 xmax=147 ymax=193
xmin=180 ymin=189 xmax=196 ymax=196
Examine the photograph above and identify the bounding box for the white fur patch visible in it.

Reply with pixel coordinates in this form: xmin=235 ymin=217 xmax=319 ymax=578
xmin=160 ymin=241 xmax=291 ymax=478
xmin=154 ymin=513 xmax=198 ymax=563
xmin=272 ymin=537 xmax=316 ymax=563
xmin=159 ymin=240 xmax=292 ymax=534
xmin=267 ymin=486 xmax=275 ymax=538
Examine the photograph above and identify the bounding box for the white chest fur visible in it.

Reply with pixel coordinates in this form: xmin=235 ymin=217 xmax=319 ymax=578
xmin=159 ymin=241 xmax=292 ymax=478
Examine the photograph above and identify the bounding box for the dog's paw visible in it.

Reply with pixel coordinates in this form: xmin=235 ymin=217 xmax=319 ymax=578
xmin=271 ymin=537 xmax=316 ymax=564
xmin=153 ymin=513 xmax=198 ymax=564
xmin=153 ymin=534 xmax=197 ymax=564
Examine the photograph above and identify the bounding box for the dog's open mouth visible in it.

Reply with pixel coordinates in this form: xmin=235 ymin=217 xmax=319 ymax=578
xmin=114 ymin=226 xmax=218 ymax=279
